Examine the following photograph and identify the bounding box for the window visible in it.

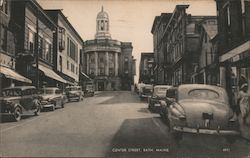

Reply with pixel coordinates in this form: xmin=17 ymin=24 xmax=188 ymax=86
xmin=67 ymin=61 xmax=69 ymax=70
xmin=99 ymin=67 xmax=104 ymax=75
xmin=59 ymin=56 xmax=62 ymax=72
xmin=44 ymin=41 xmax=52 ymax=63
xmin=227 ymin=6 xmax=231 ymax=26
xmin=0 ymin=0 xmax=8 ymax=14
xmin=0 ymin=26 xmax=7 ymax=51
xmin=76 ymin=66 xmax=78 ymax=74
xmin=100 ymin=57 xmax=104 ymax=63
xmin=28 ymin=29 xmax=35 ymax=54
xmin=67 ymin=37 xmax=77 ymax=61
xmin=58 ymin=27 xmax=65 ymax=51
xmin=188 ymin=89 xmax=219 ymax=99
xmin=38 ymin=36 xmax=43 ymax=58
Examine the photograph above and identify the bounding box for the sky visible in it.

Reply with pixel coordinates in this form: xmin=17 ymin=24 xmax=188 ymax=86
xmin=37 ymin=0 xmax=217 ymax=82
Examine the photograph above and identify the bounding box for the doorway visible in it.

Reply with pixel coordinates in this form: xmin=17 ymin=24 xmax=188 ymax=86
xmin=97 ymin=82 xmax=105 ymax=91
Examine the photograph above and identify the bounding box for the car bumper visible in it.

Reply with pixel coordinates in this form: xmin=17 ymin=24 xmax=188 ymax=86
xmin=42 ymin=103 xmax=54 ymax=108
xmin=173 ymin=126 xmax=240 ymax=136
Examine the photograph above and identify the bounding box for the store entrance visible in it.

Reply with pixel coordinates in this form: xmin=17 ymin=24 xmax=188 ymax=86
xmin=97 ymin=82 xmax=105 ymax=91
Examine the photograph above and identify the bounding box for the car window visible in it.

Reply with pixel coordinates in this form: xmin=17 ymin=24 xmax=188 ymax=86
xmin=188 ymin=89 xmax=219 ymax=99
xmin=166 ymin=89 xmax=176 ymax=98
xmin=22 ymin=89 xmax=32 ymax=96
xmin=154 ymin=87 xmax=168 ymax=95
xmin=55 ymin=89 xmax=61 ymax=94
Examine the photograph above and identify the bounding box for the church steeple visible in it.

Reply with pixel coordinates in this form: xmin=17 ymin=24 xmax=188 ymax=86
xmin=95 ymin=6 xmax=111 ymax=39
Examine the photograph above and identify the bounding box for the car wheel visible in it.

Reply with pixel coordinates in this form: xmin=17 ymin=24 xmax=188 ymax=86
xmin=13 ymin=106 xmax=22 ymax=121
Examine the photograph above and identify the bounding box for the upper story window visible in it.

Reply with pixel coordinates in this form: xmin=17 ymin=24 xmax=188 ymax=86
xmin=38 ymin=36 xmax=43 ymax=58
xmin=0 ymin=0 xmax=8 ymax=14
xmin=226 ymin=5 xmax=231 ymax=26
xmin=58 ymin=27 xmax=65 ymax=51
xmin=0 ymin=26 xmax=7 ymax=51
xmin=28 ymin=29 xmax=35 ymax=54
xmin=67 ymin=37 xmax=77 ymax=62
xmin=44 ymin=40 xmax=52 ymax=63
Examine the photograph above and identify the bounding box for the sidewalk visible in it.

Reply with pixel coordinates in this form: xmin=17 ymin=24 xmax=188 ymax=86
xmin=239 ymin=115 xmax=250 ymax=141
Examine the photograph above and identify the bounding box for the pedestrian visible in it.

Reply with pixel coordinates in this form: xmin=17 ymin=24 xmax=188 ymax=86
xmin=237 ymin=83 xmax=250 ymax=124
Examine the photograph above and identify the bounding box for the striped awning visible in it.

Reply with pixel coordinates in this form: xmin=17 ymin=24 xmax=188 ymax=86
xmin=0 ymin=66 xmax=32 ymax=83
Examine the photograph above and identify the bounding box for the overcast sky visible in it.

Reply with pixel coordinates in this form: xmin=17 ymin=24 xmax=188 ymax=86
xmin=37 ymin=0 xmax=217 ymax=82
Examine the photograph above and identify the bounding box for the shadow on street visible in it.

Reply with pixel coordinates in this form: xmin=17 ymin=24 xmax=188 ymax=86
xmin=106 ymin=117 xmax=250 ymax=158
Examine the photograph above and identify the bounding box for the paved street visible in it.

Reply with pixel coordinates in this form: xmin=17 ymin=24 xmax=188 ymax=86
xmin=0 ymin=91 xmax=250 ymax=158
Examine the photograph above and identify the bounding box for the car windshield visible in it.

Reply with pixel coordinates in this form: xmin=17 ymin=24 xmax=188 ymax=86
xmin=41 ymin=89 xmax=55 ymax=94
xmin=188 ymin=89 xmax=219 ymax=100
xmin=154 ymin=87 xmax=168 ymax=95
xmin=66 ymin=87 xmax=80 ymax=91
xmin=2 ymin=89 xmax=21 ymax=97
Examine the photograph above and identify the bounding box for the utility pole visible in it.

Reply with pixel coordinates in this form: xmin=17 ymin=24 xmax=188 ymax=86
xmin=35 ymin=10 xmax=39 ymax=88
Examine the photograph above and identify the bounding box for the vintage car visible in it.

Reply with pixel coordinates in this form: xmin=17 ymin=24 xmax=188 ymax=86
xmin=139 ymin=84 xmax=153 ymax=100
xmin=65 ymin=86 xmax=84 ymax=102
xmin=148 ymin=85 xmax=172 ymax=112
xmin=0 ymin=86 xmax=41 ymax=121
xmin=160 ymin=84 xmax=240 ymax=143
xmin=39 ymin=87 xmax=65 ymax=111
xmin=84 ymin=83 xmax=95 ymax=97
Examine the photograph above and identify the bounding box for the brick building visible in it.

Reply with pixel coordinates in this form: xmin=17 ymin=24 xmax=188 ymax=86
xmin=0 ymin=0 xmax=32 ymax=93
xmin=216 ymin=0 xmax=250 ymax=105
xmin=11 ymin=0 xmax=67 ymax=88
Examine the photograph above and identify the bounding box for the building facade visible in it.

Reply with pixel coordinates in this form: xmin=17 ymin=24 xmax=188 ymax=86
xmin=216 ymin=0 xmax=250 ymax=105
xmin=152 ymin=5 xmax=217 ymax=86
xmin=45 ymin=10 xmax=84 ymax=86
xmin=191 ymin=17 xmax=218 ymax=85
xmin=83 ymin=7 xmax=135 ymax=91
xmin=12 ymin=0 xmax=67 ymax=88
xmin=0 ymin=0 xmax=32 ymax=93
xmin=151 ymin=13 xmax=172 ymax=85
xmin=139 ymin=52 xmax=154 ymax=84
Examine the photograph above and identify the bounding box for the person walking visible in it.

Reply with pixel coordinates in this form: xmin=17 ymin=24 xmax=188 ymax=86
xmin=237 ymin=83 xmax=250 ymax=124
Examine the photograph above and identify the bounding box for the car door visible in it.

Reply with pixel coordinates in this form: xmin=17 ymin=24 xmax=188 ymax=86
xmin=20 ymin=89 xmax=33 ymax=111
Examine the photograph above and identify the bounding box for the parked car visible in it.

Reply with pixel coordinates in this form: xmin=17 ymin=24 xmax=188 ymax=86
xmin=65 ymin=86 xmax=84 ymax=102
xmin=139 ymin=84 xmax=153 ymax=100
xmin=148 ymin=85 xmax=172 ymax=112
xmin=39 ymin=87 xmax=65 ymax=111
xmin=0 ymin=86 xmax=41 ymax=121
xmin=85 ymin=83 xmax=95 ymax=97
xmin=160 ymin=84 xmax=240 ymax=143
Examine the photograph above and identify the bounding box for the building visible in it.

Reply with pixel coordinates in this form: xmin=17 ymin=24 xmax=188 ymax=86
xmin=152 ymin=5 xmax=216 ymax=86
xmin=0 ymin=0 xmax=32 ymax=93
xmin=83 ymin=7 xmax=135 ymax=91
xmin=191 ymin=17 xmax=218 ymax=85
xmin=11 ymin=0 xmax=67 ymax=88
xmin=45 ymin=9 xmax=84 ymax=86
xmin=216 ymin=0 xmax=250 ymax=105
xmin=139 ymin=52 xmax=154 ymax=84
xmin=151 ymin=13 xmax=172 ymax=85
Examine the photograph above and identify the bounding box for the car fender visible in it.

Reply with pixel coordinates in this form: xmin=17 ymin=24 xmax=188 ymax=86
xmin=12 ymin=103 xmax=23 ymax=114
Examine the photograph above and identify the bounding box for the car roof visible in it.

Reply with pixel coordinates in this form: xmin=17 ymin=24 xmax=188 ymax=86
xmin=178 ymin=84 xmax=225 ymax=92
xmin=154 ymin=85 xmax=172 ymax=88
xmin=3 ymin=86 xmax=36 ymax=91
xmin=41 ymin=87 xmax=59 ymax=90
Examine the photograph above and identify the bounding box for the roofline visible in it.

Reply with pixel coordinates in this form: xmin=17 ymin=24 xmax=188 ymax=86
xmin=29 ymin=0 xmax=57 ymax=28
xmin=45 ymin=9 xmax=84 ymax=43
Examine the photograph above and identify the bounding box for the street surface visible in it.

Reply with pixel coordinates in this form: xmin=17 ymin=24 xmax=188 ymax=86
xmin=0 ymin=91 xmax=250 ymax=157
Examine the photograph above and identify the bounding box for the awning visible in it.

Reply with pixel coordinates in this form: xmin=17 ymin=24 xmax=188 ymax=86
xmin=81 ymin=72 xmax=92 ymax=80
xmin=0 ymin=66 xmax=32 ymax=83
xmin=38 ymin=64 xmax=67 ymax=83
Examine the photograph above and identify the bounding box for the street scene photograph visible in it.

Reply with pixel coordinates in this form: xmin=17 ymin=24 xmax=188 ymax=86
xmin=0 ymin=0 xmax=250 ymax=157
